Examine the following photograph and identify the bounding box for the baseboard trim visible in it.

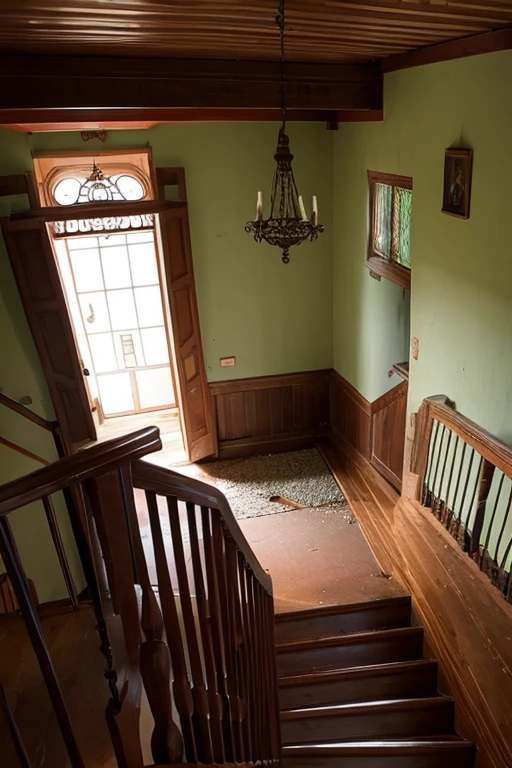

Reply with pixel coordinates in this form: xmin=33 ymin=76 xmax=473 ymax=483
xmin=215 ymin=429 xmax=328 ymax=460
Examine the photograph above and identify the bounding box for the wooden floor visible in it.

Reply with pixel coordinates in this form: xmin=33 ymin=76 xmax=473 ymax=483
xmin=0 ymin=605 xmax=116 ymax=768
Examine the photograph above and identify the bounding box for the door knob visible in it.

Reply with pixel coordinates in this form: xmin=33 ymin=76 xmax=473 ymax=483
xmin=83 ymin=368 xmax=91 ymax=377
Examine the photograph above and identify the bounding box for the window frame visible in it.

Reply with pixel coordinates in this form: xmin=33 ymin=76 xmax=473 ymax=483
xmin=367 ymin=170 xmax=412 ymax=290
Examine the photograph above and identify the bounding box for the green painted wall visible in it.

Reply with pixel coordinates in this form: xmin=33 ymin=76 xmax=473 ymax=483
xmin=30 ymin=123 xmax=334 ymax=381
xmin=333 ymin=50 xmax=512 ymax=439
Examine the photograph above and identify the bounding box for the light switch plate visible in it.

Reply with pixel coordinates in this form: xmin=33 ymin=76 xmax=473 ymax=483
xmin=220 ymin=356 xmax=236 ymax=367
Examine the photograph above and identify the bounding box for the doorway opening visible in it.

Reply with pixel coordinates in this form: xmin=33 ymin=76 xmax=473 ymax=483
xmin=51 ymin=224 xmax=187 ymax=465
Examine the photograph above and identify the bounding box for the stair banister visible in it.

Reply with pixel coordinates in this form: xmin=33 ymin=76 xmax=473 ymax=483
xmin=0 ymin=425 xmax=281 ymax=768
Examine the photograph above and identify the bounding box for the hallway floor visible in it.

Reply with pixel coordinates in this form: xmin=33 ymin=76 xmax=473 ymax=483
xmin=239 ymin=506 xmax=403 ymax=613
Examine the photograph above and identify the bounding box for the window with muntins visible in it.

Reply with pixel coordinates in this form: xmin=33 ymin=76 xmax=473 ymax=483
xmin=367 ymin=171 xmax=412 ymax=290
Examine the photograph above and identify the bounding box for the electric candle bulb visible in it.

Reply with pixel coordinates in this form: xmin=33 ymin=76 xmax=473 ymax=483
xmin=298 ymin=195 xmax=308 ymax=221
xmin=312 ymin=195 xmax=318 ymax=225
xmin=257 ymin=191 xmax=263 ymax=220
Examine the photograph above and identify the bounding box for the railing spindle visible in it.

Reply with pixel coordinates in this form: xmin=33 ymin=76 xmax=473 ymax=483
xmin=119 ymin=469 xmax=183 ymax=765
xmin=0 ymin=517 xmax=85 ymax=768
xmin=42 ymin=494 xmax=78 ymax=609
xmin=146 ymin=490 xmax=197 ymax=762
xmin=226 ymin=536 xmax=250 ymax=761
xmin=0 ymin=682 xmax=32 ymax=768
xmin=470 ymin=459 xmax=496 ymax=561
xmin=212 ymin=512 xmax=243 ymax=761
xmin=237 ymin=551 xmax=255 ymax=761
xmin=201 ymin=506 xmax=233 ymax=761
xmin=167 ymin=496 xmax=213 ymax=763
xmin=187 ymin=503 xmax=225 ymax=763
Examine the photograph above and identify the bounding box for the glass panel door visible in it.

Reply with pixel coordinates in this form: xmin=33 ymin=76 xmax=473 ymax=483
xmin=59 ymin=229 xmax=175 ymax=417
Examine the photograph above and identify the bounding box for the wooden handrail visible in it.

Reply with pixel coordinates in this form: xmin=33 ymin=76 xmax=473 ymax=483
xmin=412 ymin=394 xmax=512 ymax=481
xmin=132 ymin=460 xmax=273 ymax=595
xmin=0 ymin=391 xmax=56 ymax=432
xmin=0 ymin=436 xmax=49 ymax=465
xmin=0 ymin=427 xmax=162 ymax=515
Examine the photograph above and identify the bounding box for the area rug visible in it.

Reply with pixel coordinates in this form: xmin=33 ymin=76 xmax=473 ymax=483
xmin=197 ymin=448 xmax=349 ymax=520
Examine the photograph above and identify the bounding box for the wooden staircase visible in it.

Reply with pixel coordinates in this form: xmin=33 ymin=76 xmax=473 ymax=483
xmin=275 ymin=595 xmax=475 ymax=768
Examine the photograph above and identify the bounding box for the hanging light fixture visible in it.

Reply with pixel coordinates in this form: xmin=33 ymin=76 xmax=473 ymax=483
xmin=245 ymin=0 xmax=324 ymax=264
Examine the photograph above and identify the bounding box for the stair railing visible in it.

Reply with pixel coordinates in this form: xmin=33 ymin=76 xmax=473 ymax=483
xmin=0 ymin=390 xmax=79 ymax=610
xmin=411 ymin=395 xmax=512 ymax=603
xmin=0 ymin=426 xmax=281 ymax=768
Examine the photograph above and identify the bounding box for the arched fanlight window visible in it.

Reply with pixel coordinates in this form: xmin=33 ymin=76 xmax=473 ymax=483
xmin=51 ymin=162 xmax=148 ymax=206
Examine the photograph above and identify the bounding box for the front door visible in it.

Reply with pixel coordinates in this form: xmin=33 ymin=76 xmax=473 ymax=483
xmin=53 ymin=228 xmax=176 ymax=420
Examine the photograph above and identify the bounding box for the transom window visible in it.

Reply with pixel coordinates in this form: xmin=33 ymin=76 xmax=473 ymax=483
xmin=367 ymin=171 xmax=412 ymax=290
xmin=33 ymin=150 xmax=155 ymax=208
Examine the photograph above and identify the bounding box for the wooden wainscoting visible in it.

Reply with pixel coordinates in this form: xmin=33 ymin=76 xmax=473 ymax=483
xmin=370 ymin=381 xmax=408 ymax=491
xmin=331 ymin=371 xmax=408 ymax=490
xmin=209 ymin=370 xmax=331 ymax=459
xmin=331 ymin=370 xmax=372 ymax=459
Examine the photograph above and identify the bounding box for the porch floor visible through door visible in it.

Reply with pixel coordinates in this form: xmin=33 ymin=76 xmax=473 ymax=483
xmin=95 ymin=407 xmax=187 ymax=466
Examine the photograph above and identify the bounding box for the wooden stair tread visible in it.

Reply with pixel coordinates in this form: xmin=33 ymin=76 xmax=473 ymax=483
xmin=281 ymin=696 xmax=454 ymax=719
xmin=276 ymin=596 xmax=412 ymax=623
xmin=275 ymin=596 xmax=412 ymax=643
xmin=282 ymin=739 xmax=475 ymax=754
xmin=279 ymin=659 xmax=437 ymax=687
xmin=276 ymin=626 xmax=423 ymax=653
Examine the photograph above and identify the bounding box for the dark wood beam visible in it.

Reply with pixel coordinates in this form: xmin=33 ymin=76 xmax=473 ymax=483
xmin=0 ymin=55 xmax=382 ymax=120
xmin=382 ymin=25 xmax=512 ymax=73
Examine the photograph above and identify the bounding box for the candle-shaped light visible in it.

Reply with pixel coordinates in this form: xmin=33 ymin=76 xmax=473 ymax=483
xmin=257 ymin=191 xmax=263 ymax=221
xmin=312 ymin=195 xmax=318 ymax=226
xmin=298 ymin=195 xmax=308 ymax=221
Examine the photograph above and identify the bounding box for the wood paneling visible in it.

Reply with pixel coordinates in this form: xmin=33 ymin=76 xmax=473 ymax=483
xmin=0 ymin=57 xmax=382 ymax=120
xmin=1 ymin=218 xmax=97 ymax=450
xmin=371 ymin=381 xmax=408 ymax=491
xmin=0 ymin=1 xmax=510 ymax=65
xmin=331 ymin=371 xmax=407 ymax=489
xmin=159 ymin=208 xmax=216 ymax=462
xmin=321 ymin=438 xmax=512 ymax=768
xmin=331 ymin=370 xmax=372 ymax=460
xmin=210 ymin=370 xmax=331 ymax=458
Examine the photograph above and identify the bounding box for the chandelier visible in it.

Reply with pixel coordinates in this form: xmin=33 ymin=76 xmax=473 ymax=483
xmin=245 ymin=0 xmax=324 ymax=264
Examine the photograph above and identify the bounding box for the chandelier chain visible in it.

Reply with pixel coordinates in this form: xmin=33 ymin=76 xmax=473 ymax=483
xmin=276 ymin=0 xmax=286 ymax=127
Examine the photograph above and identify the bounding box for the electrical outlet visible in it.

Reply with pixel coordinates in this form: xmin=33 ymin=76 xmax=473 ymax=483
xmin=220 ymin=356 xmax=236 ymax=367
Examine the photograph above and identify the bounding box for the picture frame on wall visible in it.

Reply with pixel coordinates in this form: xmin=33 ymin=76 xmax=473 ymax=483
xmin=442 ymin=148 xmax=473 ymax=219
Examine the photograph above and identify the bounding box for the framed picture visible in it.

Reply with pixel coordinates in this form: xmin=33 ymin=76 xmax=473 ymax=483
xmin=442 ymin=148 xmax=473 ymax=219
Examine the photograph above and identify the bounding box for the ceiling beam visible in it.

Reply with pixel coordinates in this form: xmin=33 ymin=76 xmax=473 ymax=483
xmin=382 ymin=25 xmax=512 ymax=73
xmin=0 ymin=55 xmax=382 ymax=121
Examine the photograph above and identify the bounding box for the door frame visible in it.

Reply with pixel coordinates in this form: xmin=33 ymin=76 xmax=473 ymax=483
xmin=2 ymin=168 xmax=217 ymax=460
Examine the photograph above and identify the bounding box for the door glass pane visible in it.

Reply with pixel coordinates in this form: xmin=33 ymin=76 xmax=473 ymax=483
xmin=135 ymin=286 xmax=164 ymax=327
xmin=67 ymin=236 xmax=100 ymax=251
xmin=97 ymin=234 xmax=126 ymax=249
xmin=141 ymin=327 xmax=169 ymax=365
xmin=88 ymin=333 xmax=118 ymax=373
xmin=78 ymin=292 xmax=111 ymax=332
xmin=129 ymin=241 xmax=159 ymax=286
xmin=107 ymin=289 xmax=138 ymax=330
xmin=101 ymin=245 xmax=132 ymax=289
xmin=70 ymin=248 xmax=104 ymax=292
xmin=113 ymin=329 xmax=145 ymax=369
xmin=97 ymin=373 xmax=134 ymax=415
xmin=373 ymin=182 xmax=392 ymax=258
xmin=136 ymin=366 xmax=174 ymax=409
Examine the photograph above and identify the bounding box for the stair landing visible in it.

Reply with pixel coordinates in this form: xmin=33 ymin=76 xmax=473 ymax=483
xmin=239 ymin=506 xmax=404 ymax=613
